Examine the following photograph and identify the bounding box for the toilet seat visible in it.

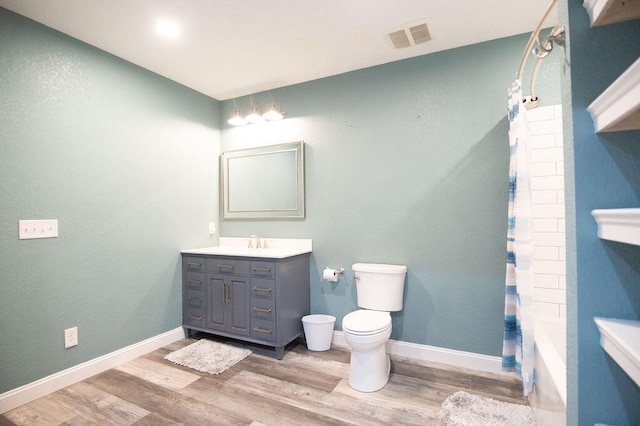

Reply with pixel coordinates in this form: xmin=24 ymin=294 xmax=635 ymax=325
xmin=343 ymin=310 xmax=391 ymax=336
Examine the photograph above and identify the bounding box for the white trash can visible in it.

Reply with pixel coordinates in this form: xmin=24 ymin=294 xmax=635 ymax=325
xmin=302 ymin=314 xmax=336 ymax=351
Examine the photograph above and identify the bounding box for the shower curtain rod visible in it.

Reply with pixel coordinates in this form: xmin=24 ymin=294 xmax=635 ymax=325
xmin=528 ymin=25 xmax=565 ymax=104
xmin=516 ymin=0 xmax=557 ymax=81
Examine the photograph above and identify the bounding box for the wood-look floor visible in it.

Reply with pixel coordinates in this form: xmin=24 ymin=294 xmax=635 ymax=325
xmin=1 ymin=336 xmax=528 ymax=425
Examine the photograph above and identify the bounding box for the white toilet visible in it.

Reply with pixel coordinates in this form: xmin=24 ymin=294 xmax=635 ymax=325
xmin=342 ymin=262 xmax=407 ymax=392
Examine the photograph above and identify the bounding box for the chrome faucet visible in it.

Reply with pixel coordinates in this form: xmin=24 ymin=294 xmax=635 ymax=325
xmin=248 ymin=234 xmax=261 ymax=249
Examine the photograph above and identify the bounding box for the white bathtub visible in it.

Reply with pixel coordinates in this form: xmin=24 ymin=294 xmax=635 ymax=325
xmin=528 ymin=318 xmax=567 ymax=425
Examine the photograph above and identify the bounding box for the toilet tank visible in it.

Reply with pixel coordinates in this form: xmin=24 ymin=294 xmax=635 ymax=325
xmin=352 ymin=263 xmax=407 ymax=312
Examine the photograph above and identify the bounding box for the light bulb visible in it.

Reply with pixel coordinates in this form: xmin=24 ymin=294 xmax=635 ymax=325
xmin=263 ymin=101 xmax=284 ymax=121
xmin=228 ymin=109 xmax=247 ymax=126
xmin=155 ymin=20 xmax=181 ymax=39
xmin=245 ymin=104 xmax=265 ymax=123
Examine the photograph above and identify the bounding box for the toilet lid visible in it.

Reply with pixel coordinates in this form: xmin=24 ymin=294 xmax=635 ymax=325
xmin=343 ymin=310 xmax=391 ymax=335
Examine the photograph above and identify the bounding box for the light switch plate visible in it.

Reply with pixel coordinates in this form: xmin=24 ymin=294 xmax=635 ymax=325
xmin=19 ymin=219 xmax=59 ymax=239
xmin=208 ymin=222 xmax=216 ymax=235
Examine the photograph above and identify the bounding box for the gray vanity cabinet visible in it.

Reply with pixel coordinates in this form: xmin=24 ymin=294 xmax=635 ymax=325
xmin=207 ymin=273 xmax=250 ymax=336
xmin=181 ymin=253 xmax=310 ymax=359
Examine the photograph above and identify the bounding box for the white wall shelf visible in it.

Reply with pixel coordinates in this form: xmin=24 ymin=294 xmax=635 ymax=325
xmin=591 ymin=208 xmax=640 ymax=246
xmin=587 ymin=58 xmax=640 ymax=133
xmin=583 ymin=0 xmax=640 ymax=26
xmin=594 ymin=317 xmax=640 ymax=387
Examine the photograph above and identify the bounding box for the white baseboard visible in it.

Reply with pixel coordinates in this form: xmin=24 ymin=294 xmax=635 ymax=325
xmin=332 ymin=331 xmax=505 ymax=375
xmin=2 ymin=328 xmax=507 ymax=414
xmin=0 ymin=327 xmax=184 ymax=414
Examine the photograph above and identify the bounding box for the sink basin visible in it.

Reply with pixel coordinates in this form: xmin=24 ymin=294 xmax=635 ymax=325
xmin=181 ymin=246 xmax=311 ymax=259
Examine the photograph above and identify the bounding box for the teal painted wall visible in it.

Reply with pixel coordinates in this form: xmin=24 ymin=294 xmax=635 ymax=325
xmin=220 ymin=33 xmax=562 ymax=356
xmin=0 ymin=8 xmax=221 ymax=393
xmin=563 ymin=1 xmax=640 ymax=424
xmin=0 ymin=6 xmax=564 ymax=396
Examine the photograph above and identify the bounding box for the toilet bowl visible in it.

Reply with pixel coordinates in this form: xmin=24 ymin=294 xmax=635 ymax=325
xmin=342 ymin=263 xmax=407 ymax=392
xmin=343 ymin=309 xmax=392 ymax=392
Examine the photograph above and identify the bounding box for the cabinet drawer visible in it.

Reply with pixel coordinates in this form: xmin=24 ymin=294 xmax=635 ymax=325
xmin=185 ymin=256 xmax=206 ymax=272
xmin=185 ymin=272 xmax=206 ymax=291
xmin=251 ymin=261 xmax=275 ymax=279
xmin=252 ymin=319 xmax=275 ymax=342
xmin=251 ymin=279 xmax=275 ymax=300
xmin=184 ymin=290 xmax=206 ymax=327
xmin=185 ymin=309 xmax=205 ymax=327
xmin=186 ymin=289 xmax=205 ymax=310
xmin=206 ymin=258 xmax=249 ymax=276
xmin=251 ymin=299 xmax=275 ymax=321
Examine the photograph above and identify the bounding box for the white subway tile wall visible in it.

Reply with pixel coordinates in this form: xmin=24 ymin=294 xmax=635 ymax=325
xmin=528 ymin=105 xmax=566 ymax=319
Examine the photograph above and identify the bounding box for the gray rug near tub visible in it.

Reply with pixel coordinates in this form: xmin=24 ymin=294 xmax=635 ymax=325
xmin=438 ymin=391 xmax=536 ymax=426
xmin=164 ymin=339 xmax=252 ymax=375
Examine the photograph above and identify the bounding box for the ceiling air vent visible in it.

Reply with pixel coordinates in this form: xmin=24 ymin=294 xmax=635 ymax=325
xmin=387 ymin=21 xmax=431 ymax=49
xmin=388 ymin=29 xmax=411 ymax=49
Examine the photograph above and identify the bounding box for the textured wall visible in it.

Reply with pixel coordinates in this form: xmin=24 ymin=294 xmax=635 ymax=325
xmin=564 ymin=2 xmax=640 ymax=425
xmin=220 ymin=33 xmax=562 ymax=357
xmin=0 ymin=5 xmax=566 ymax=395
xmin=0 ymin=8 xmax=221 ymax=393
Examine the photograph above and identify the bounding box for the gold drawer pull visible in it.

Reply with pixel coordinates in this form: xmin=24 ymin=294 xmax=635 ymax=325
xmin=187 ymin=262 xmax=202 ymax=270
xmin=188 ymin=280 xmax=202 ymax=288
xmin=253 ymin=267 xmax=271 ymax=274
xmin=252 ymin=286 xmax=272 ymax=293
xmin=252 ymin=307 xmax=272 ymax=313
xmin=189 ymin=315 xmax=203 ymax=321
xmin=218 ymin=264 xmax=235 ymax=272
xmin=253 ymin=326 xmax=272 ymax=334
xmin=188 ymin=298 xmax=202 ymax=307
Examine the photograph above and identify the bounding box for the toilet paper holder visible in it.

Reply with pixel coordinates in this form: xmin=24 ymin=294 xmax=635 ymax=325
xmin=323 ymin=267 xmax=345 ymax=282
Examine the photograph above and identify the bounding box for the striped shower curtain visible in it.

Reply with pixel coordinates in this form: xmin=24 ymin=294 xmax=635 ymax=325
xmin=502 ymin=79 xmax=535 ymax=396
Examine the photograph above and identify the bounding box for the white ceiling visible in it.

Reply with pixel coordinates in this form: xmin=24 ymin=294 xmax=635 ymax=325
xmin=0 ymin=0 xmax=556 ymax=101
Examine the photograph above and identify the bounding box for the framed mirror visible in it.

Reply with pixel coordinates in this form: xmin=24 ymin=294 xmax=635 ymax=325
xmin=221 ymin=141 xmax=305 ymax=219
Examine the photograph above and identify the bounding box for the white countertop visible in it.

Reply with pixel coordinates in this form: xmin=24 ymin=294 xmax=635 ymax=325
xmin=181 ymin=237 xmax=312 ymax=259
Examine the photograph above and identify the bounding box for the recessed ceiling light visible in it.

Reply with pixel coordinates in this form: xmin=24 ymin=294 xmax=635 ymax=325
xmin=156 ymin=20 xmax=180 ymax=39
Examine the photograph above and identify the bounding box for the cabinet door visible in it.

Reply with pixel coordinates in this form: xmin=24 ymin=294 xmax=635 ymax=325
xmin=228 ymin=276 xmax=250 ymax=336
xmin=207 ymin=274 xmax=227 ymax=332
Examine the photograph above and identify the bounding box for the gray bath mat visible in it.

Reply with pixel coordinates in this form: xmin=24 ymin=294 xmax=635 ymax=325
xmin=164 ymin=339 xmax=251 ymax=375
xmin=438 ymin=391 xmax=536 ymax=426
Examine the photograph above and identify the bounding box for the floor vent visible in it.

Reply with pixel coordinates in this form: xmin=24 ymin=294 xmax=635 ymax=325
xmin=387 ymin=21 xmax=431 ymax=49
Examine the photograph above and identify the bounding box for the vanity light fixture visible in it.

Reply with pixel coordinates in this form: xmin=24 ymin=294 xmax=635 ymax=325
xmin=227 ymin=99 xmax=286 ymax=126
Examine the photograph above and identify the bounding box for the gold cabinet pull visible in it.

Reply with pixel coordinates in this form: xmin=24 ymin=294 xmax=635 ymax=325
xmin=253 ymin=326 xmax=272 ymax=334
xmin=218 ymin=264 xmax=235 ymax=272
xmin=187 ymin=262 xmax=202 ymax=270
xmin=252 ymin=306 xmax=272 ymax=313
xmin=187 ymin=279 xmax=202 ymax=288
xmin=189 ymin=315 xmax=203 ymax=321
xmin=253 ymin=267 xmax=271 ymax=275
xmin=252 ymin=286 xmax=272 ymax=293
xmin=223 ymin=282 xmax=230 ymax=304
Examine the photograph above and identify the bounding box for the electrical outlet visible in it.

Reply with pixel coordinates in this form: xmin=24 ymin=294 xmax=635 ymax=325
xmin=208 ymin=222 xmax=216 ymax=235
xmin=64 ymin=327 xmax=78 ymax=348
